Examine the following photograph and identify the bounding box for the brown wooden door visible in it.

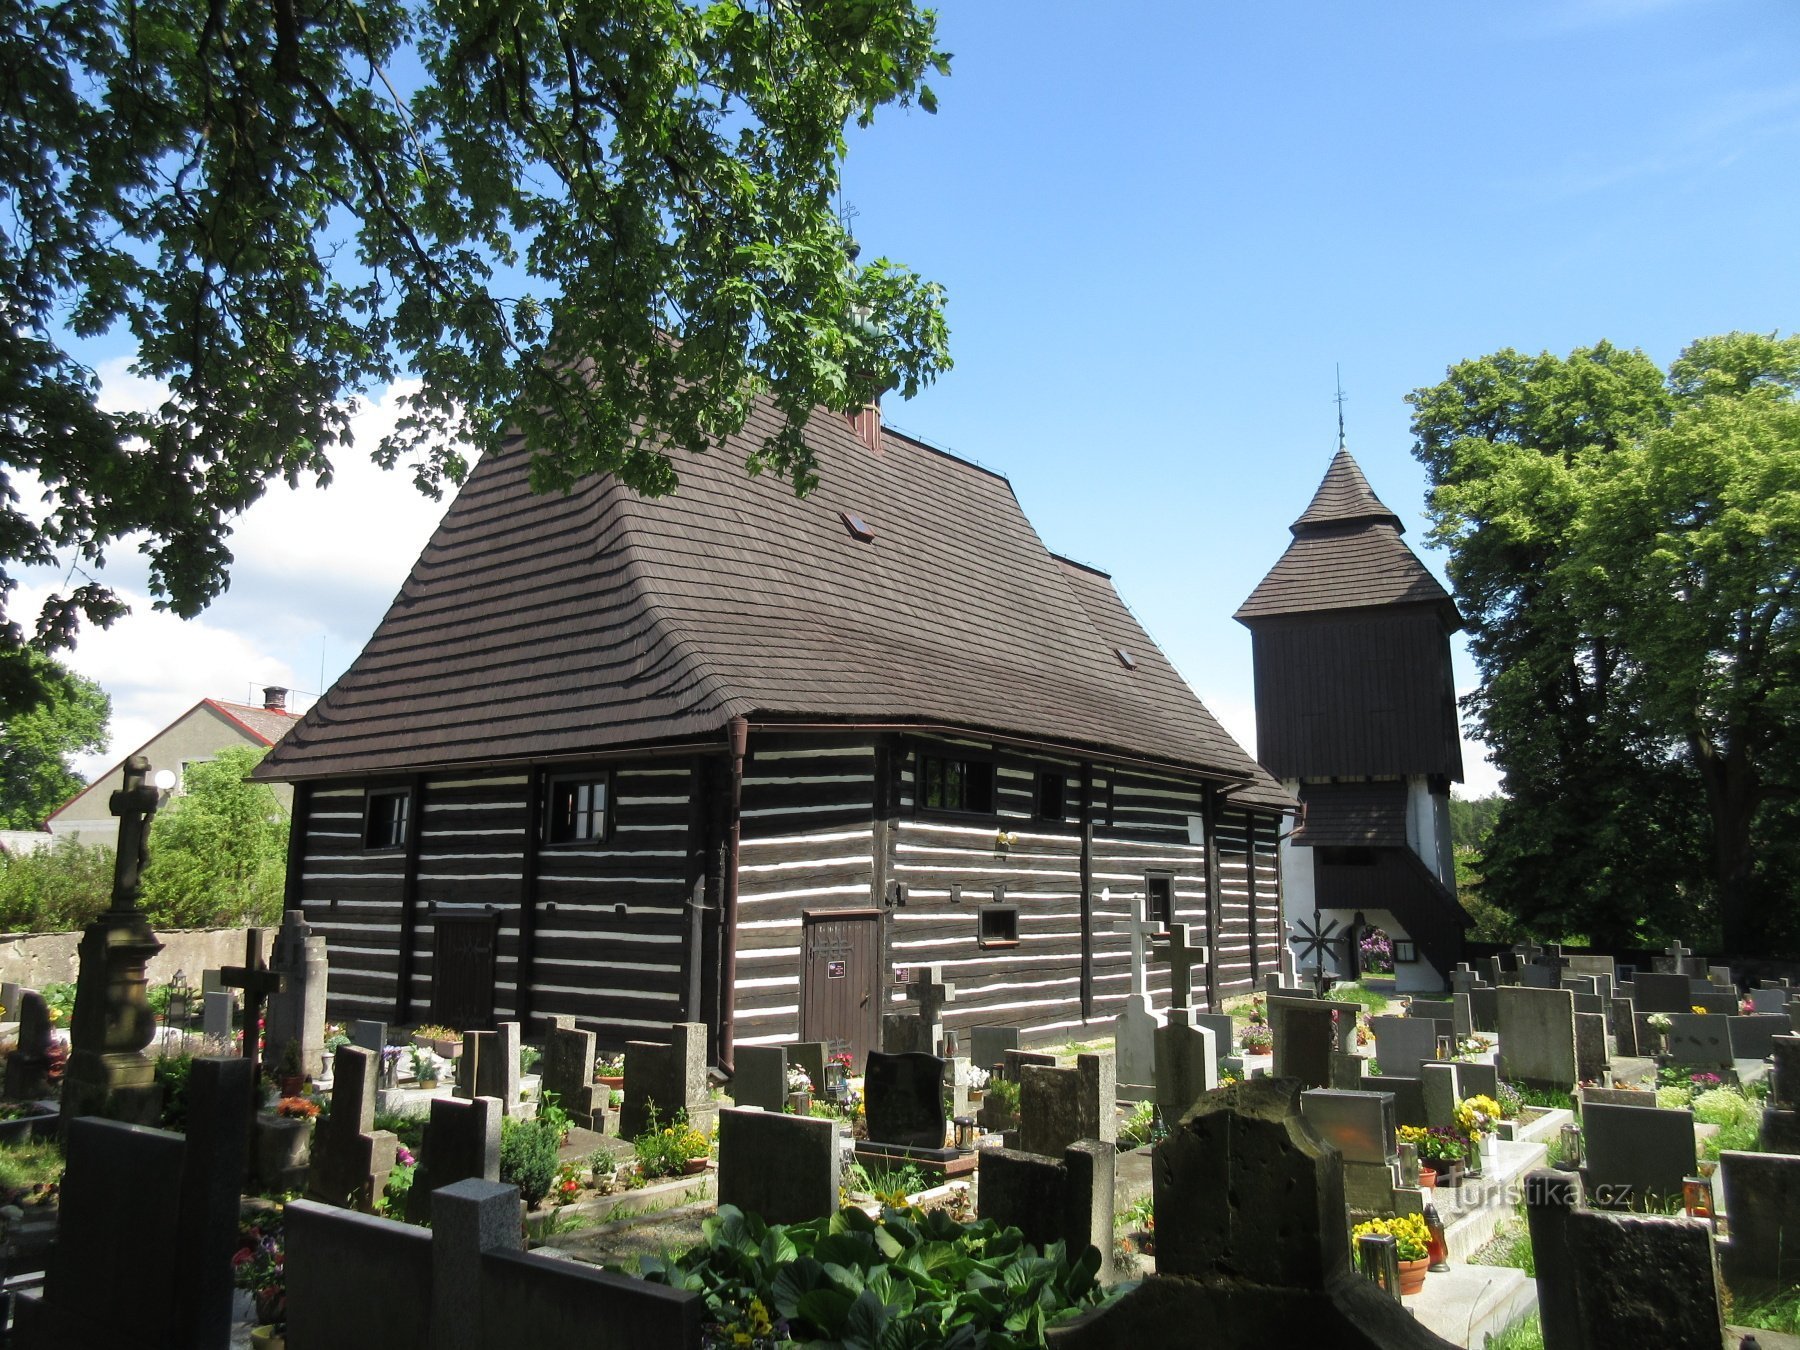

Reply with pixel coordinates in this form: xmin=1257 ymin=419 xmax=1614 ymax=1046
xmin=431 ymin=913 xmax=498 ymax=1030
xmin=800 ymin=910 xmax=881 ymax=1067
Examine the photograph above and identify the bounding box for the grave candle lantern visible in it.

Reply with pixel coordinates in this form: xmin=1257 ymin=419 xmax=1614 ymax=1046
xmin=1355 ymin=1232 xmax=1402 ymax=1301
xmin=953 ymin=1115 xmax=976 ymax=1151
xmin=1559 ymin=1123 xmax=1583 ymax=1170
xmin=1682 ymin=1175 xmax=1714 ymax=1223
xmin=1424 ymin=1204 xmax=1450 ymax=1272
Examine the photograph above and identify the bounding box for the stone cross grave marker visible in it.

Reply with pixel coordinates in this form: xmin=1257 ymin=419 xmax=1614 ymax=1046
xmin=306 ymin=1045 xmax=399 ymax=1212
xmin=1662 ymin=939 xmax=1697 ymax=974
xmin=1510 ymin=938 xmax=1543 ymax=968
xmin=1151 ymin=923 xmax=1208 ymax=1012
xmin=220 ymin=928 xmax=284 ymax=1080
xmin=1108 ymin=890 xmax=1168 ymax=1098
xmin=540 ymin=1019 xmax=606 ymax=1129
xmin=266 ymin=908 xmax=329 ymax=1081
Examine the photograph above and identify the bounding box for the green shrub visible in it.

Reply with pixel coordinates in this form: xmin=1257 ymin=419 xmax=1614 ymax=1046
xmin=1702 ymin=1116 xmax=1760 ymax=1161
xmin=155 ymin=1053 xmax=194 ymax=1132
xmin=1691 ymin=1087 xmax=1755 ymax=1129
xmin=629 ymin=1204 xmax=1116 ymax=1347
xmin=1656 ymin=1086 xmax=1692 ymax=1110
xmin=499 ymin=1117 xmax=560 ymax=1207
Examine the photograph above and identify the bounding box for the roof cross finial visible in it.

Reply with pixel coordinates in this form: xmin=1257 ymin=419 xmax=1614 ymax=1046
xmin=1334 ymin=364 xmax=1348 ymax=452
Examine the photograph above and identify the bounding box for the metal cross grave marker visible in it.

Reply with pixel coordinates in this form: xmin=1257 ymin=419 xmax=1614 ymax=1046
xmin=220 ymin=928 xmax=285 ymax=1080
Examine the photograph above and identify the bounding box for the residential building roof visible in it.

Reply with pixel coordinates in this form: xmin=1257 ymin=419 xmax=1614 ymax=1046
xmin=1234 ymin=448 xmax=1460 ymax=626
xmin=257 ymin=401 xmax=1289 ymax=810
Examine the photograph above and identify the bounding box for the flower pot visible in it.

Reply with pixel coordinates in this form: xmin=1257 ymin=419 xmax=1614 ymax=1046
xmin=788 ymin=1091 xmax=811 ymax=1114
xmin=251 ymin=1325 xmax=286 ymax=1348
xmin=1398 ymin=1258 xmax=1428 ymax=1296
xmin=1418 ymin=1166 xmax=1437 ymax=1191
xmin=682 ymin=1157 xmax=709 ymax=1175
xmin=596 ymin=1075 xmax=624 ymax=1090
xmin=277 ymin=1074 xmax=304 ymax=1098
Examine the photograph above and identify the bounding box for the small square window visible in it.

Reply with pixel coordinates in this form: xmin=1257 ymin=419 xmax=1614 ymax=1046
xmin=1393 ymin=940 xmax=1419 ymax=964
xmin=1146 ymin=873 xmax=1174 ymax=931
xmin=365 ymin=789 xmax=411 ymax=850
xmin=978 ymin=906 xmax=1019 ymax=948
xmin=918 ymin=752 xmax=996 ymax=814
xmin=546 ymin=775 xmax=609 ymax=845
xmin=1037 ymin=772 xmax=1065 ymax=821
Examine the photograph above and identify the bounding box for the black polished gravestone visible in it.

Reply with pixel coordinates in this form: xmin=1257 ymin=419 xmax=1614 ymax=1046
xmin=854 ymin=1051 xmax=974 ymax=1178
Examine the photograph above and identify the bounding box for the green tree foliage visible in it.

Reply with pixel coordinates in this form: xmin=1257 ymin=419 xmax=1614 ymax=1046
xmin=0 ymin=835 xmax=114 ymax=931
xmin=0 ymin=652 xmax=110 ymax=828
xmin=1448 ymin=795 xmax=1503 ymax=851
xmin=1410 ymin=333 xmax=1800 ymax=952
xmin=1 ymin=0 xmax=952 ymax=716
xmin=141 ymin=745 xmax=289 ymax=927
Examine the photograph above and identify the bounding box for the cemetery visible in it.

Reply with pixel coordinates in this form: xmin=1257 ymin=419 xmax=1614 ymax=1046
xmin=0 ymin=765 xmax=1794 ymax=1350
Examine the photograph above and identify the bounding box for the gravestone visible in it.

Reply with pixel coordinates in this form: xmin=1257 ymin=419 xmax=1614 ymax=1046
xmin=1018 ymin=1052 xmax=1116 ymax=1157
xmin=785 ymin=1041 xmax=828 ymax=1100
xmin=1567 ymin=954 xmax=1617 ymax=983
xmin=1003 ymin=1047 xmax=1057 ymax=1081
xmin=306 ymin=1045 xmax=400 ymax=1212
xmin=1582 ymin=1100 xmax=1696 ymax=1209
xmin=1707 ymin=964 xmax=1734 ymax=988
xmin=1452 ymin=992 xmax=1473 ymax=1039
xmin=1766 ymin=1035 xmax=1800 ymax=1152
xmin=979 ymin=1141 xmax=1116 ymax=1282
xmin=1371 ymin=1016 xmax=1438 ymax=1080
xmin=1468 ymin=987 xmax=1500 ymax=1034
xmin=1750 ymin=987 xmax=1793 ymax=1015
xmin=1300 ymin=1087 xmax=1409 ymax=1215
xmin=1153 ymin=1011 xmax=1218 ymax=1126
xmin=1521 ymin=964 xmax=1557 ymax=989
xmin=1408 ymin=999 xmax=1455 ymax=1035
xmin=265 ymin=907 xmax=330 ymax=1079
xmin=202 ymin=990 xmax=234 ymax=1041
xmin=539 ymin=1020 xmax=606 ymax=1130
xmin=884 ymin=966 xmax=954 ymax=1055
xmin=970 ymin=1025 xmax=1020 ymax=1075
xmin=1497 ymin=986 xmax=1579 ymax=1090
xmin=863 ymin=1051 xmax=948 ymax=1150
xmin=1268 ymin=995 xmax=1335 ymax=1089
xmin=1575 ymin=1012 xmax=1608 ymax=1083
xmin=1560 ymin=974 xmax=1600 ymax=1000
xmin=405 ymin=1093 xmax=502 ymax=1223
xmin=1690 ymin=989 xmax=1737 ymax=1016
xmin=618 ymin=1022 xmax=714 ymax=1139
xmin=1420 ymin=1062 xmax=1461 ymax=1131
xmin=1665 ymin=1013 xmax=1732 ymax=1068
xmin=3 ymin=988 xmax=52 ymax=1098
xmin=0 ymin=980 xmax=21 ymax=1023
xmin=1458 ymin=1060 xmax=1500 ymax=1103
xmin=1110 ymin=891 xmax=1167 ymax=1101
xmin=1634 ymin=971 xmax=1695 ymax=1014
xmin=1361 ymin=1071 xmax=1427 ymax=1129
xmin=1482 ymin=955 xmax=1507 ymax=987
xmin=1728 ymin=1014 xmax=1787 ymax=1062
xmin=467 ymin=1021 xmax=521 ymax=1117
xmin=1151 ymin=923 xmax=1209 ymax=1013
xmin=351 ymin=1019 xmax=387 ymax=1052
xmin=1580 ymin=1086 xmax=1658 ymax=1109
xmin=1718 ymin=1148 xmax=1800 ymax=1289
xmin=1611 ymin=996 xmax=1640 ymax=1057
xmin=1560 ymin=1208 xmax=1723 ymax=1349
xmin=1450 ymin=964 xmax=1480 ymax=995
xmin=717 ymin=1107 xmax=839 ymax=1225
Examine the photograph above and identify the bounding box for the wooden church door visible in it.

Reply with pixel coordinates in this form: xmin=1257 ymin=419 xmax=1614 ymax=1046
xmin=800 ymin=910 xmax=881 ymax=1067
xmin=431 ymin=913 xmax=498 ymax=1031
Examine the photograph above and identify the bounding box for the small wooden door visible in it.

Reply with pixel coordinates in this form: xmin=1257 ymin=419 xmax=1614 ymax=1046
xmin=800 ymin=910 xmax=881 ymax=1067
xmin=431 ymin=913 xmax=498 ymax=1031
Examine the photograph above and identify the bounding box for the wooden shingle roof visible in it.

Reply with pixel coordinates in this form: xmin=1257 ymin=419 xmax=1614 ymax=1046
xmin=1290 ymin=780 xmax=1410 ymax=848
xmin=258 ymin=402 xmax=1287 ymax=808
xmin=1234 ymin=449 xmax=1459 ymax=626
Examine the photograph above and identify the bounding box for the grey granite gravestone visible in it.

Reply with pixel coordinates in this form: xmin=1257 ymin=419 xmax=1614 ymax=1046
xmin=1363 ymin=1071 xmax=1428 ymax=1129
xmin=971 ymin=1025 xmax=1021 ymax=1075
xmin=1269 ymin=995 xmax=1335 ymax=1089
xmin=1580 ymin=1086 xmax=1658 ymax=1109
xmin=306 ymin=1044 xmax=400 ymax=1212
xmin=1152 ymin=1011 xmax=1218 ymax=1125
xmin=1420 ymin=1062 xmax=1461 ymax=1131
xmin=1611 ymin=996 xmax=1640 ymax=1057
xmin=1561 ymin=974 xmax=1600 ymax=1000
xmin=1567 ymin=954 xmax=1617 ymax=982
xmin=979 ymin=1141 xmax=1116 ymax=1282
xmin=1728 ymin=1014 xmax=1787 ymax=1062
xmin=1019 ymin=1053 xmax=1115 ymax=1157
xmin=173 ymin=1057 xmax=256 ymax=1350
xmin=731 ymin=1045 xmax=790 ymax=1113
xmin=1751 ymin=987 xmax=1792 ymax=1014
xmin=1718 ymin=1148 xmax=1800 ymax=1288
xmin=1409 ymin=999 xmax=1456 ymax=1034
xmin=1114 ymin=997 xmax=1164 ymax=1103
xmin=1459 ymin=1061 xmax=1500 ymax=1103
xmin=1575 ymin=1012 xmax=1608 ymax=1083
xmin=1191 ymin=1011 xmax=1237 ymax=1054
xmin=0 ymin=980 xmax=21 ymax=1023
xmin=1452 ymin=992 xmax=1473 ymax=1039
xmin=1582 ymin=1100 xmax=1696 ymax=1209
xmin=3 ymin=988 xmax=52 ymax=1098
xmin=1497 ymin=986 xmax=1579 ymax=1090
xmin=265 ymin=907 xmax=330 ymax=1078
xmin=1521 ymin=964 xmax=1557 ymax=989
xmin=432 ymin=1178 xmax=523 ymax=1350
xmin=406 ymin=1094 xmax=502 ymax=1223
xmin=1773 ymin=1035 xmax=1800 ymax=1107
xmin=1300 ymin=1088 xmax=1397 ymax=1166
xmin=202 ymin=989 xmax=234 ymax=1041
xmin=1562 ymin=1208 xmax=1724 ymax=1349
xmin=1633 ymin=971 xmax=1695 ymax=1014
xmin=1371 ymin=1016 xmax=1438 ymax=1080
xmin=1482 ymin=955 xmax=1506 ymax=987
xmin=785 ymin=1041 xmax=828 ymax=1100
xmin=1469 ymin=987 xmax=1500 ymax=1033
xmin=1003 ymin=1047 xmax=1057 ymax=1081
xmin=1666 ymin=1013 xmax=1732 ymax=1068
xmin=1690 ymin=989 xmax=1738 ymax=1015
xmin=351 ymin=1019 xmax=387 ymax=1052
xmin=863 ymin=1051 xmax=948 ymax=1150
xmin=717 ymin=1107 xmax=839 ymax=1225
xmin=473 ymin=1021 xmax=520 ymax=1116
xmin=619 ymin=1022 xmax=714 ymax=1138
xmin=539 ymin=1020 xmax=605 ymax=1130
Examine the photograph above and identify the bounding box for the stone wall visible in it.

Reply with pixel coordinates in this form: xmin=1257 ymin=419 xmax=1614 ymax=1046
xmin=0 ymin=927 xmax=253 ymax=989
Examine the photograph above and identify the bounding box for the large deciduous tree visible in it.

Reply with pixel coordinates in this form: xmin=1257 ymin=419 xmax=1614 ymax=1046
xmin=142 ymin=744 xmax=290 ymax=926
xmin=1410 ymin=333 xmax=1800 ymax=953
xmin=0 ymin=0 xmax=952 ymax=715
xmin=0 ymin=651 xmax=111 ymax=829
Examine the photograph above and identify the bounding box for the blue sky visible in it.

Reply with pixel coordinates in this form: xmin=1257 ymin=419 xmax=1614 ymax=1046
xmin=34 ymin=0 xmax=1800 ymax=793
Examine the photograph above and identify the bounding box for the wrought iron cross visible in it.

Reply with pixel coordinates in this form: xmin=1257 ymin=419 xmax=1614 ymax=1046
xmin=220 ymin=928 xmax=285 ymax=1080
xmin=1291 ymin=909 xmax=1341 ymax=994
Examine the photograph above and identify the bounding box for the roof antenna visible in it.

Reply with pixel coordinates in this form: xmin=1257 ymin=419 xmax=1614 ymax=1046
xmin=1334 ymin=364 xmax=1348 ymax=452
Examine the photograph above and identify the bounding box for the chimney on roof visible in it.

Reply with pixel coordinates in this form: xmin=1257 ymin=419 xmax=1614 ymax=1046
xmin=847 ymin=401 xmax=882 ymax=455
xmin=262 ymin=686 xmax=288 ymax=712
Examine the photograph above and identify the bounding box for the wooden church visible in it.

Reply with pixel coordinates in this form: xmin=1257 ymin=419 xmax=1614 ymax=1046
xmin=257 ymin=399 xmax=1293 ymax=1067
xmin=1234 ymin=447 xmax=1470 ymax=989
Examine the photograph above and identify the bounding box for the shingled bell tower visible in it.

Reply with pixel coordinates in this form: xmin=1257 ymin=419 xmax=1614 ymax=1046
xmin=1235 ymin=449 xmax=1470 ymax=990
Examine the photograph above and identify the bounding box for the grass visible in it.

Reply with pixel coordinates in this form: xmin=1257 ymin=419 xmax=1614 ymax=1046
xmin=1485 ymin=1312 xmax=1544 ymax=1349
xmin=1701 ymin=1116 xmax=1761 ymax=1162
xmin=373 ymin=1111 xmax=426 ymax=1153
xmin=1325 ymin=984 xmax=1389 ymax=1015
xmin=1473 ymin=1210 xmax=1536 ymax=1277
xmin=1734 ymin=1285 xmax=1800 ymax=1335
xmin=1509 ymin=1084 xmax=1575 ymax=1112
xmin=0 ymin=1139 xmax=62 ymax=1191
xmin=845 ymin=1160 xmax=929 ymax=1197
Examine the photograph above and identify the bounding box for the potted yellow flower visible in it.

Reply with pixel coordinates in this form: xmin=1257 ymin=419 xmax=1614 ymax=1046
xmin=1351 ymin=1213 xmax=1432 ymax=1294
